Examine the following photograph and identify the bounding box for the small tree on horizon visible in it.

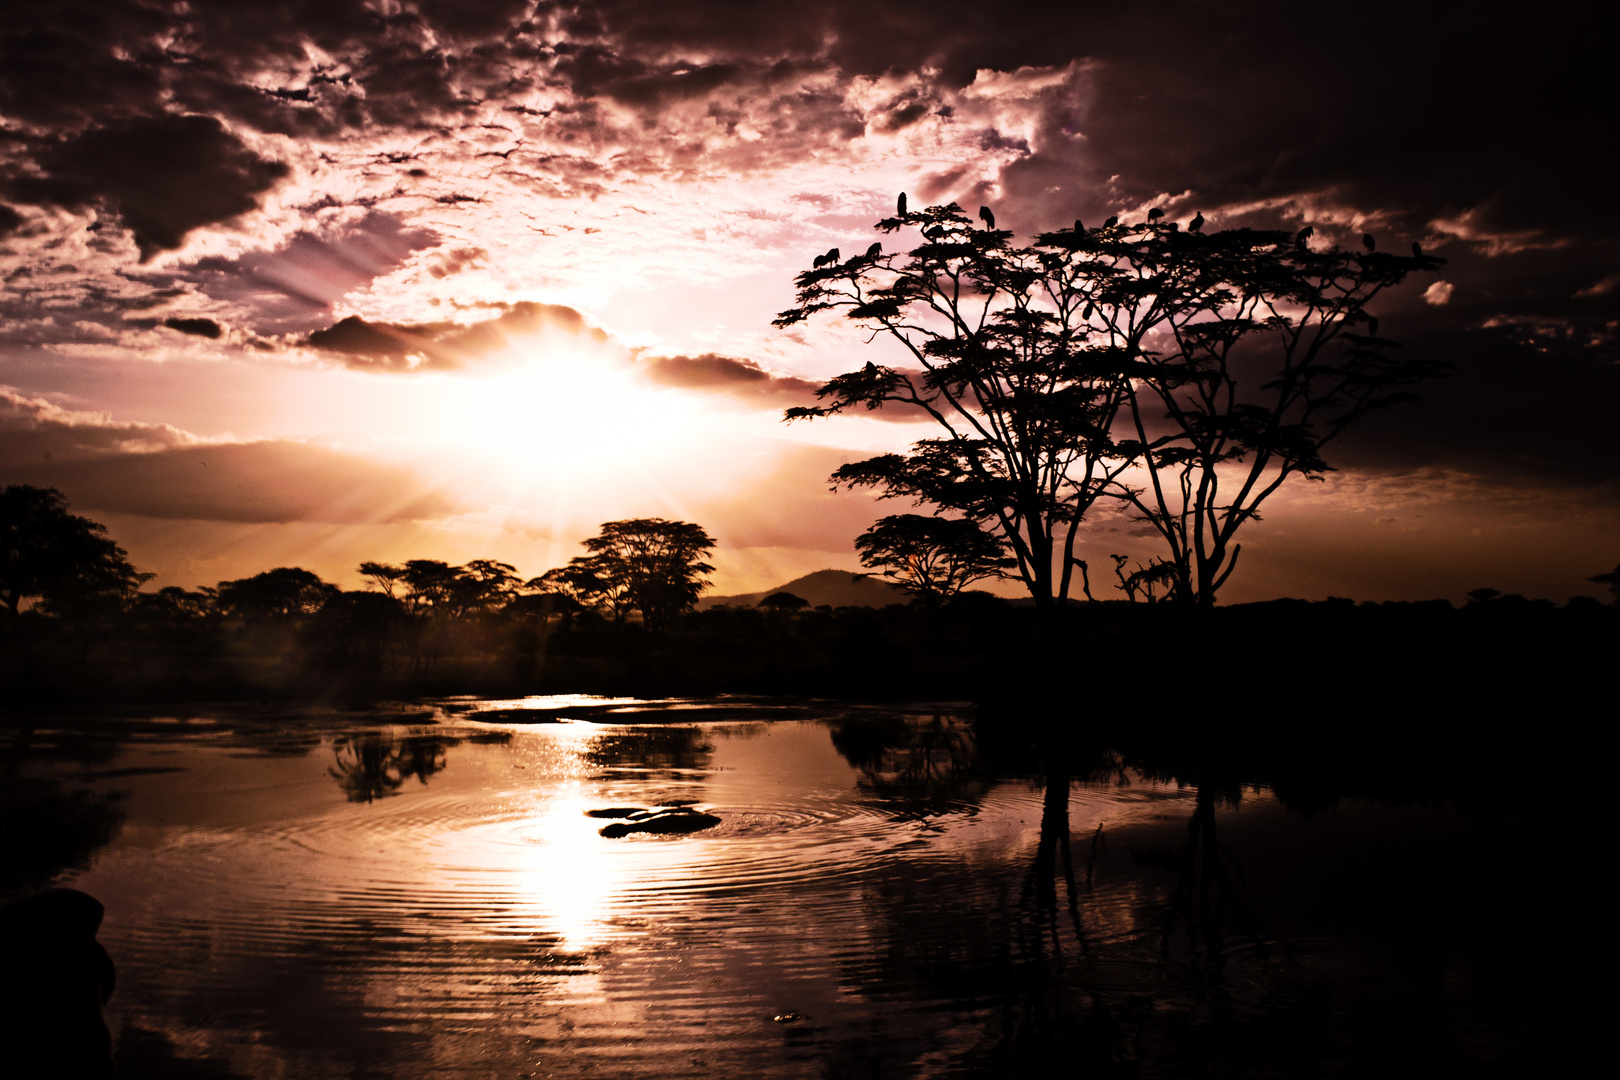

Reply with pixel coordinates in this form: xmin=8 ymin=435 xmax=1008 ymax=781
xmin=532 ymin=519 xmax=716 ymax=632
xmin=855 ymin=514 xmax=1014 ymax=608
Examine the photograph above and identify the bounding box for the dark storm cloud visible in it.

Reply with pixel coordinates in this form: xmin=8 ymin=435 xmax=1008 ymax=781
xmin=6 ymin=115 xmax=288 ymax=259
xmin=1332 ymin=325 xmax=1620 ymax=495
xmin=162 ymin=317 xmax=225 ymax=339
xmin=4 ymin=1 xmax=1607 ymax=245
xmin=0 ymin=388 xmax=451 ymax=523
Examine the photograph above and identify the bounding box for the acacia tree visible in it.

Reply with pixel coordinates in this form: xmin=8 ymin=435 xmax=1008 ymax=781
xmin=533 ymin=519 xmax=715 ymax=631
xmin=855 ymin=514 xmax=1014 ymax=607
xmin=778 ymin=199 xmax=1442 ymax=610
xmin=1119 ymin=228 xmax=1444 ymax=606
xmin=215 ymin=567 xmax=336 ymax=621
xmin=777 ymin=199 xmax=1149 ymax=611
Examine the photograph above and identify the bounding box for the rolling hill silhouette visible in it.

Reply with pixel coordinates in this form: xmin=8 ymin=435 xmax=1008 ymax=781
xmin=696 ymin=569 xmax=907 ymax=610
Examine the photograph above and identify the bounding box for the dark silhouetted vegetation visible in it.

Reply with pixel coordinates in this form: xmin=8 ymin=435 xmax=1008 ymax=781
xmin=2 ymin=485 xmax=148 ymax=620
xmin=1 ymin=491 xmax=1613 ymax=712
xmin=855 ymin=513 xmax=1014 ymax=607
xmin=527 ymin=518 xmax=714 ymax=632
xmin=777 ymin=199 xmax=1443 ymax=610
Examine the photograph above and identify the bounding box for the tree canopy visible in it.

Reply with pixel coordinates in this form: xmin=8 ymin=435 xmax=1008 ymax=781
xmin=855 ymin=514 xmax=1013 ymax=608
xmin=0 ymin=485 xmax=148 ymax=618
xmin=216 ymin=567 xmax=335 ymax=621
xmin=777 ymin=198 xmax=1441 ymax=608
xmin=531 ymin=519 xmax=716 ymax=631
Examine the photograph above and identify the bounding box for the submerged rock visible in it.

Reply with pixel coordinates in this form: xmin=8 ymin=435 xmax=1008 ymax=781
xmin=596 ymin=806 xmax=721 ymax=838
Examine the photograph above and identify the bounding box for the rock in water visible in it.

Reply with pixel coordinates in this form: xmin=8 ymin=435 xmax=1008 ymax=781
xmin=598 ymin=806 xmax=721 ymax=838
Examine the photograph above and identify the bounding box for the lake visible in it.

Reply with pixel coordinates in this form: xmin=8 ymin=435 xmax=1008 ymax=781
xmin=2 ymin=698 xmax=1581 ymax=1077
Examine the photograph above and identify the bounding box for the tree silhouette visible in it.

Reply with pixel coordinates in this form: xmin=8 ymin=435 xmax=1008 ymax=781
xmin=1119 ymin=224 xmax=1445 ymax=606
xmin=215 ymin=567 xmax=334 ymax=621
xmin=778 ymin=199 xmax=1442 ymax=610
xmin=1109 ymin=553 xmax=1180 ymax=604
xmin=777 ymin=199 xmax=1141 ymax=611
xmin=0 ymin=486 xmax=148 ymax=620
xmin=534 ymin=519 xmax=716 ymax=631
xmin=757 ymin=591 xmax=810 ymax=612
xmin=855 ymin=514 xmax=1014 ymax=608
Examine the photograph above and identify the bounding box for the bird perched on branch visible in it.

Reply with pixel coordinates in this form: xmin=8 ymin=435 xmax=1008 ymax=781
xmin=1147 ymin=207 xmax=1164 ymax=220
xmin=1362 ymin=233 xmax=1376 ymax=252
xmin=979 ymin=206 xmax=996 ymax=229
xmin=1104 ymin=215 xmax=1118 ymax=228
xmin=897 ymin=192 xmax=907 ymax=216
xmin=1295 ymin=225 xmax=1314 ymax=249
xmin=1412 ymin=241 xmax=1423 ymax=257
xmin=866 ymin=242 xmax=881 ymax=257
xmin=1188 ymin=212 xmax=1204 ymax=233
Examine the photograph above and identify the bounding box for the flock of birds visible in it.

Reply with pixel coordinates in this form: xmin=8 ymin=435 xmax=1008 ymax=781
xmin=806 ymin=193 xmax=1424 ymax=271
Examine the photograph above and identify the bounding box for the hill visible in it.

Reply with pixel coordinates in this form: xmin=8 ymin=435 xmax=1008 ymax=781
xmin=697 ymin=569 xmax=908 ymax=610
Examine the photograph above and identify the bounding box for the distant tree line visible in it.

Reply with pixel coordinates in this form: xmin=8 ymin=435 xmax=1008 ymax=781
xmin=4 ymin=484 xmax=1615 ymax=705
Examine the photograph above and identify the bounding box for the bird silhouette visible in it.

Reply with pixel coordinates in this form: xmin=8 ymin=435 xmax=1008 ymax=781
xmin=812 ymin=253 xmax=827 ymax=268
xmin=1412 ymin=241 xmax=1423 ymax=257
xmin=979 ymin=206 xmax=996 ymax=229
xmin=1362 ymin=233 xmax=1376 ymax=252
xmin=826 ymin=247 xmax=840 ymax=264
xmin=1189 ymin=212 xmax=1204 ymax=233
xmin=1147 ymin=207 xmax=1164 ymax=221
xmin=866 ymin=242 xmax=881 ymax=257
xmin=1074 ymin=218 xmax=1084 ymax=232
xmin=897 ymin=192 xmax=907 ymax=216
xmin=1295 ymin=225 xmax=1314 ymax=248
xmin=1368 ymin=316 xmax=1379 ymax=335
xmin=1104 ymin=215 xmax=1118 ymax=228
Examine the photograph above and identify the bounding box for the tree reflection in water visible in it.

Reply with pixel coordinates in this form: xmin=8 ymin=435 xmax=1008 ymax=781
xmin=582 ymin=725 xmax=713 ymax=783
xmin=2 ymin=721 xmax=128 ymax=892
xmin=830 ymin=711 xmax=988 ymax=821
xmin=328 ymin=731 xmax=459 ymax=803
xmin=825 ymin=711 xmax=1555 ymax=1077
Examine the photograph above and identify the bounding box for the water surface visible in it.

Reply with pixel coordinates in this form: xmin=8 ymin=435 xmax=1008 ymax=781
xmin=4 ymin=699 xmax=1576 ymax=1077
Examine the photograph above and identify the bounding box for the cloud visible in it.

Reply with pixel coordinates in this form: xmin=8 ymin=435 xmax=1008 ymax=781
xmin=639 ymin=352 xmax=821 ymax=403
xmin=1330 ymin=326 xmax=1620 ymax=492
xmin=6 ymin=115 xmax=289 ymax=259
xmin=301 ymin=301 xmax=612 ymax=372
xmin=163 ymin=317 xmax=225 ymax=339
xmin=0 ymin=387 xmax=198 ymax=462
xmin=179 ymin=212 xmax=440 ymax=334
xmin=0 ymin=388 xmax=452 ymax=523
xmin=1422 ymin=281 xmax=1453 ymax=306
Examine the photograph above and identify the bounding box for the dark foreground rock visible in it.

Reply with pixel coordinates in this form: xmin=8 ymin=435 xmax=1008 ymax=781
xmin=594 ymin=806 xmax=721 ymax=838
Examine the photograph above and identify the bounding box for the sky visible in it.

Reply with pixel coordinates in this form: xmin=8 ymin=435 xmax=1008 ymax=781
xmin=1 ymin=0 xmax=1614 ymax=602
